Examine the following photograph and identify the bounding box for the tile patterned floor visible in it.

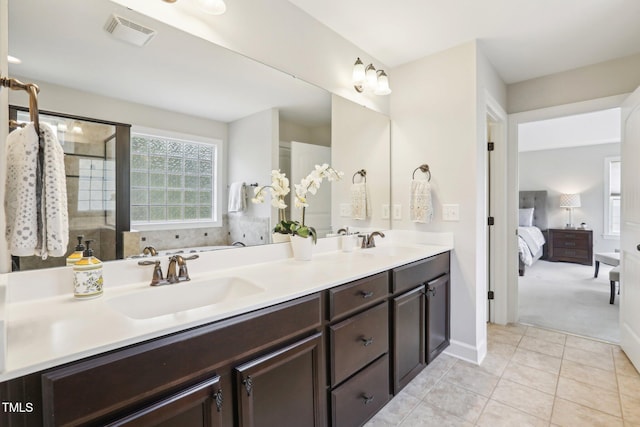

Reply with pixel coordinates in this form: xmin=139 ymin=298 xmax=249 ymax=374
xmin=365 ymin=324 xmax=640 ymax=426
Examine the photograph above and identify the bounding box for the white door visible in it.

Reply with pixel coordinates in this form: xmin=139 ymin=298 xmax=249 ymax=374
xmin=290 ymin=142 xmax=332 ymax=237
xmin=620 ymin=86 xmax=640 ymax=370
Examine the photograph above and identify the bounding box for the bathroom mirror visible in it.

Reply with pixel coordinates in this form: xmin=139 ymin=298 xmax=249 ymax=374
xmin=6 ymin=0 xmax=390 ymax=270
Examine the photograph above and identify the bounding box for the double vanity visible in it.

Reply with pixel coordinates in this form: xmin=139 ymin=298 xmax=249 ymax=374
xmin=0 ymin=231 xmax=452 ymax=426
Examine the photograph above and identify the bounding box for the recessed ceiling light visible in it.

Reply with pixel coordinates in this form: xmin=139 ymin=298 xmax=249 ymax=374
xmin=7 ymin=55 xmax=22 ymax=64
xmin=198 ymin=0 xmax=227 ymax=15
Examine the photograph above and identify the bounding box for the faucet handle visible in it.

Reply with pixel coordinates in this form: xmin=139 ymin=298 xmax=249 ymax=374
xmin=138 ymin=259 xmax=166 ymax=286
xmin=176 ymin=254 xmax=199 ymax=281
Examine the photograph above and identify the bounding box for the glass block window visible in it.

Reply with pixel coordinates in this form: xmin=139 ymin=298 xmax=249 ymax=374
xmin=130 ymin=132 xmax=218 ymax=224
xmin=78 ymin=159 xmax=116 ymax=212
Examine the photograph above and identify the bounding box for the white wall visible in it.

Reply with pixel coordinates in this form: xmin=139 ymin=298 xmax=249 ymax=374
xmin=519 ymin=143 xmax=621 ymax=253
xmin=0 ymin=0 xmax=8 ymax=273
xmin=390 ymin=41 xmax=508 ymax=363
xmin=8 ymin=78 xmax=227 ymax=141
xmin=508 ymin=53 xmax=640 ymax=114
xmin=331 ymin=94 xmax=390 ymax=233
xmin=228 ymin=109 xmax=279 ymax=224
xmin=279 ymin=119 xmax=330 ymax=147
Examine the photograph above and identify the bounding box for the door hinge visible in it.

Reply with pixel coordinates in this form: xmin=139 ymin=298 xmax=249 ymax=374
xmin=487 ymin=142 xmax=495 ymax=151
xmin=488 ymin=216 xmax=495 ymax=226
xmin=488 ymin=291 xmax=495 ymax=300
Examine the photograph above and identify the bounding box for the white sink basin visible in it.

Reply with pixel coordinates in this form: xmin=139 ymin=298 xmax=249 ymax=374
xmin=107 ymin=277 xmax=264 ymax=320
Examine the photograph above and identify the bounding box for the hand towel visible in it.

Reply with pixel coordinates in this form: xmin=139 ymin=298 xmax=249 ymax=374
xmin=351 ymin=182 xmax=370 ymax=220
xmin=410 ymin=179 xmax=433 ymax=223
xmin=5 ymin=123 xmax=39 ymax=256
xmin=38 ymin=123 xmax=69 ymax=258
xmin=228 ymin=182 xmax=246 ymax=212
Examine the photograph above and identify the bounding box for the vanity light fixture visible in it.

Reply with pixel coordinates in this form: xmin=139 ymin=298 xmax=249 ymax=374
xmin=352 ymin=57 xmax=391 ymax=95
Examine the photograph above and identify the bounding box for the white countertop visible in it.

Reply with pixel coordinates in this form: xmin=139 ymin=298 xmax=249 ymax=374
xmin=0 ymin=231 xmax=452 ymax=382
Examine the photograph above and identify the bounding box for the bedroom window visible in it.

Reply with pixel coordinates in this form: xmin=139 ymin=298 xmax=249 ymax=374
xmin=604 ymin=156 xmax=621 ymax=238
xmin=130 ymin=128 xmax=221 ymax=230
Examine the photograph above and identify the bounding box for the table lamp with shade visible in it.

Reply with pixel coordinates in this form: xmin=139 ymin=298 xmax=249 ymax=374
xmin=560 ymin=193 xmax=581 ymax=229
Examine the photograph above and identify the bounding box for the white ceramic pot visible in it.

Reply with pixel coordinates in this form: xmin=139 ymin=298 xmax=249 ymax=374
xmin=291 ymin=235 xmax=313 ymax=261
xmin=271 ymin=233 xmax=291 ymax=244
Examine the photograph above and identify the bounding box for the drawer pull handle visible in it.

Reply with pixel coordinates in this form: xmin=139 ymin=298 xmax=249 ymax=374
xmin=214 ymin=388 xmax=223 ymax=412
xmin=565 ymin=242 xmax=576 ymax=247
xmin=360 ymin=290 xmax=374 ymax=298
xmin=361 ymin=337 xmax=374 ymax=347
xmin=362 ymin=394 xmax=375 ymax=405
xmin=242 ymin=376 xmax=253 ymax=397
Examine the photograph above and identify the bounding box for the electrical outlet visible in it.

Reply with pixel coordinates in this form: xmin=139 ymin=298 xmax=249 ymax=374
xmin=393 ymin=204 xmax=402 ymax=220
xmin=382 ymin=204 xmax=390 ymax=219
xmin=340 ymin=203 xmax=352 ymax=217
xmin=442 ymin=204 xmax=460 ymax=221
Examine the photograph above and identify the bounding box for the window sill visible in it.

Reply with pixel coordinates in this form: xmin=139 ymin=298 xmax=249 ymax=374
xmin=602 ymin=233 xmax=620 ymax=240
xmin=132 ymin=221 xmax=222 ymax=231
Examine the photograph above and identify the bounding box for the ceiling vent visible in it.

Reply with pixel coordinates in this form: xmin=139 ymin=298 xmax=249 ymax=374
xmin=104 ymin=14 xmax=156 ymax=47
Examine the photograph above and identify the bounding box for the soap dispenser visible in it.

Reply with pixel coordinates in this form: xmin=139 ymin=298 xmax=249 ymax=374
xmin=66 ymin=235 xmax=85 ymax=266
xmin=73 ymin=240 xmax=104 ymax=299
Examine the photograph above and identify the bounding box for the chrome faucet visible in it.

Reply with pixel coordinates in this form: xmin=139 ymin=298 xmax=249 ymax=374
xmin=138 ymin=254 xmax=199 ymax=286
xmin=359 ymin=231 xmax=386 ymax=248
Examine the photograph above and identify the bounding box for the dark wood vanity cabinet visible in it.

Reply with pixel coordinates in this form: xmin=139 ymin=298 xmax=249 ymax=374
xmin=391 ymin=252 xmax=450 ymax=393
xmin=326 ymin=272 xmax=390 ymax=427
xmin=234 ymin=333 xmax=325 ymax=427
xmin=1 ymin=251 xmax=453 ymax=427
xmin=104 ymin=375 xmax=224 ymax=427
xmin=391 ymin=286 xmax=426 ymax=393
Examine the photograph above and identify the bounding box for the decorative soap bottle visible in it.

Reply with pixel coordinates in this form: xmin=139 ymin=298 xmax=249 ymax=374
xmin=73 ymin=240 xmax=104 ymax=299
xmin=66 ymin=235 xmax=85 ymax=266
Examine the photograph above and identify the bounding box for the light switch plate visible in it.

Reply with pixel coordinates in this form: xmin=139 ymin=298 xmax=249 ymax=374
xmin=382 ymin=204 xmax=390 ymax=219
xmin=393 ymin=204 xmax=402 ymax=220
xmin=443 ymin=204 xmax=460 ymax=221
xmin=340 ymin=203 xmax=351 ymax=217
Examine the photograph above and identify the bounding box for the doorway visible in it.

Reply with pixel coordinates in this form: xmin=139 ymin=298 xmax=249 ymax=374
xmin=504 ymin=95 xmax=627 ymax=342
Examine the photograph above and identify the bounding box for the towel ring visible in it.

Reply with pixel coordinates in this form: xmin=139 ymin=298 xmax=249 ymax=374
xmin=412 ymin=164 xmax=431 ymax=181
xmin=352 ymin=169 xmax=367 ymax=184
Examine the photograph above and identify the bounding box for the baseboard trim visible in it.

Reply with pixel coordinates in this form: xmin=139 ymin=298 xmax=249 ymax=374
xmin=443 ymin=338 xmax=486 ymax=364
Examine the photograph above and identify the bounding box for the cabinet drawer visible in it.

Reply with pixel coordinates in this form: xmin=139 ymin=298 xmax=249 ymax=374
xmin=392 ymin=252 xmax=450 ymax=294
xmin=328 ymin=272 xmax=388 ymax=321
xmin=329 ymin=302 xmax=388 ymax=386
xmin=553 ymin=236 xmax=589 ymax=249
xmin=554 ymin=248 xmax=589 ymax=259
xmin=331 ymin=354 xmax=389 ymax=427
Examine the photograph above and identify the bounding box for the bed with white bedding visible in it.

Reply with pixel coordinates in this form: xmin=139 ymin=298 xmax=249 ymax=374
xmin=518 ymin=191 xmax=548 ymax=276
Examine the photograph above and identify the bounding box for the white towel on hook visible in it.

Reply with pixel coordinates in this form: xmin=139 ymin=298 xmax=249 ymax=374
xmin=37 ymin=123 xmax=69 ymax=258
xmin=228 ymin=182 xmax=246 ymax=212
xmin=5 ymin=123 xmax=39 ymax=256
xmin=410 ymin=179 xmax=433 ymax=223
xmin=351 ymin=182 xmax=370 ymax=220
xmin=5 ymin=122 xmax=68 ymax=258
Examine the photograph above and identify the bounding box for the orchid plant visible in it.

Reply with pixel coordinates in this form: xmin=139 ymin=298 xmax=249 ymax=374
xmin=251 ymin=170 xmax=295 ymax=234
xmin=292 ymin=164 xmax=344 ymax=243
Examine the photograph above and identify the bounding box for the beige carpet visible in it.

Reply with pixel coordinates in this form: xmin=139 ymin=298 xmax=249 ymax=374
xmin=518 ymin=260 xmax=619 ymax=343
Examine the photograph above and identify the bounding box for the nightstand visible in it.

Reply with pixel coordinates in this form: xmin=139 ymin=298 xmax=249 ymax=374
xmin=547 ymin=228 xmax=593 ymax=266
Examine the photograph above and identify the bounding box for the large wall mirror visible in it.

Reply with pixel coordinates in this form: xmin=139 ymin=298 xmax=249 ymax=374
xmin=6 ymin=0 xmax=390 ymax=271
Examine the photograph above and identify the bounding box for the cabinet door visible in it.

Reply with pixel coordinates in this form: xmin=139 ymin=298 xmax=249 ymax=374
xmin=392 ymin=286 xmax=426 ymax=394
xmin=235 ymin=333 xmax=325 ymax=427
xmin=426 ymin=274 xmax=450 ymax=363
xmin=105 ymin=376 xmax=223 ymax=427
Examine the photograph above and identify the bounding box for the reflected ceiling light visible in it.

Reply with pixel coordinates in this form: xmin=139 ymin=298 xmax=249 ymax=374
xmin=161 ymin=0 xmax=227 ymax=15
xmin=7 ymin=55 xmax=21 ymax=64
xmin=352 ymin=57 xmax=391 ymax=96
xmin=197 ymin=0 xmax=227 ymax=15
xmin=71 ymin=121 xmax=83 ymax=134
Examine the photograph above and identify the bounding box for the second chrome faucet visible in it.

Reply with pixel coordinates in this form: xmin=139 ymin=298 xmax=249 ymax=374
xmin=138 ymin=254 xmax=199 ymax=286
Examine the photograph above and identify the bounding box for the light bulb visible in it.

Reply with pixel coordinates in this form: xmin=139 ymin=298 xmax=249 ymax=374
xmin=374 ymin=70 xmax=391 ymax=95
xmin=198 ymin=0 xmax=227 ymax=15
xmin=365 ymin=64 xmax=377 ymax=90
